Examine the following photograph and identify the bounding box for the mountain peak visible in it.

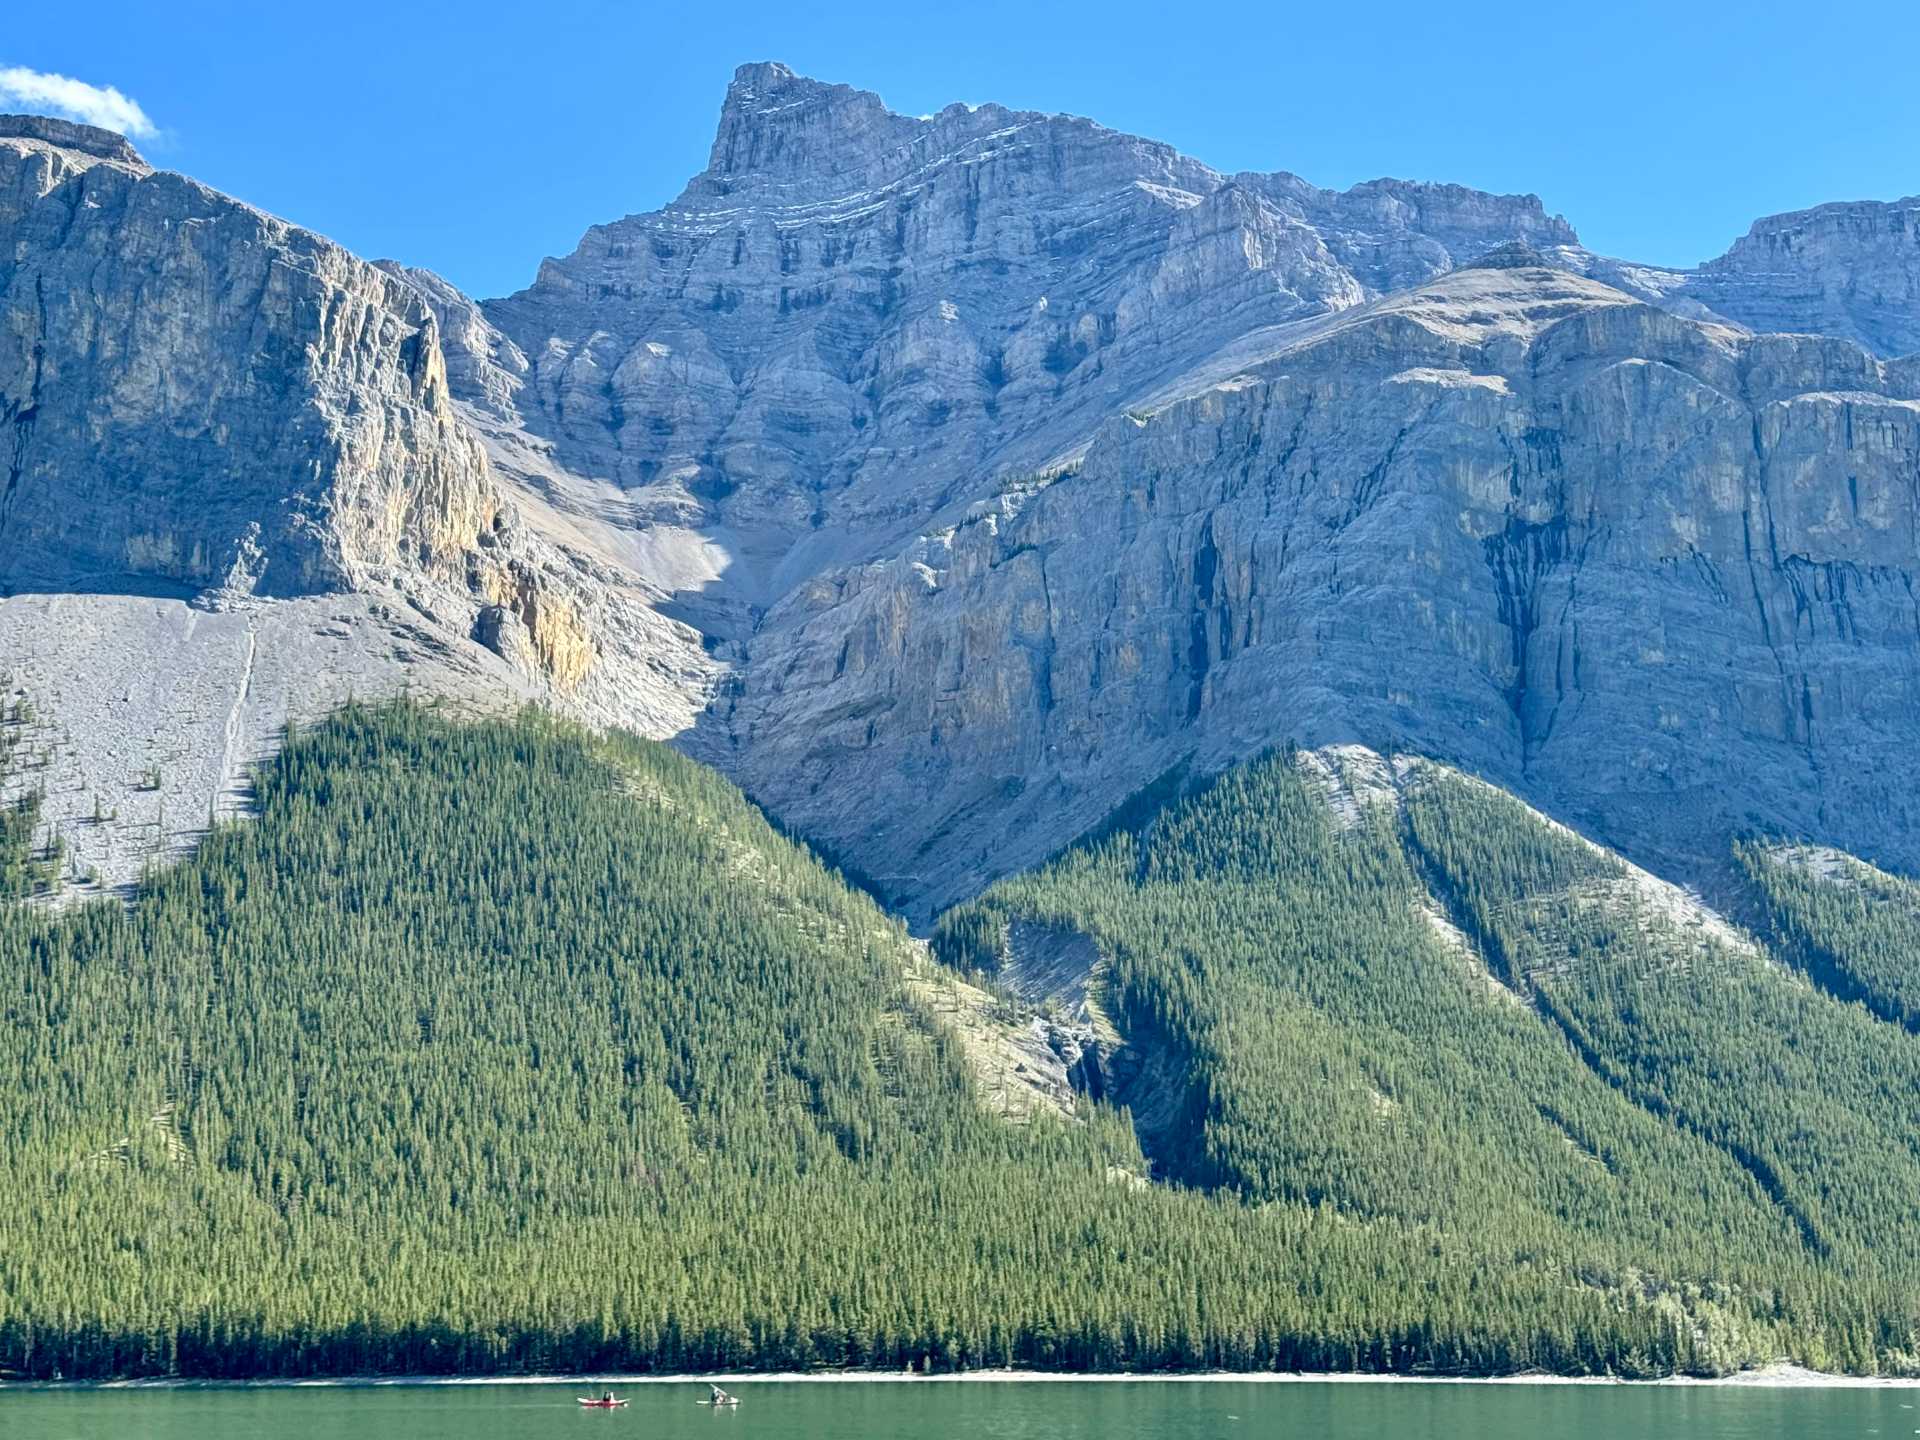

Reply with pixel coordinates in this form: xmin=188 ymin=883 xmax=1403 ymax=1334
xmin=724 ymin=60 xmax=807 ymax=99
xmin=1688 ymin=193 xmax=1920 ymax=357
xmin=1707 ymin=193 xmax=1920 ymax=278
xmin=706 ymin=61 xmax=910 ymax=184
xmin=0 ymin=113 xmax=147 ymax=168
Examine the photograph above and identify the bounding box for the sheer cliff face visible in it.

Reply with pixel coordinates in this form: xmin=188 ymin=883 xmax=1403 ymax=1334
xmin=481 ymin=63 xmax=1574 ymax=602
xmin=7 ymin=64 xmax=1920 ymax=918
xmin=0 ymin=115 xmax=716 ymax=896
xmin=466 ymin=63 xmax=1920 ymax=915
xmin=1686 ymin=197 xmax=1920 ymax=360
xmin=0 ymin=115 xmax=495 ymax=601
xmin=719 ymin=261 xmax=1920 ymax=915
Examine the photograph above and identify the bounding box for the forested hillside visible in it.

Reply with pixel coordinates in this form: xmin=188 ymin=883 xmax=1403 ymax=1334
xmin=936 ymin=750 xmax=1920 ymax=1376
xmin=1739 ymin=841 xmax=1920 ymax=1034
xmin=2 ymin=709 xmax=1917 ymax=1380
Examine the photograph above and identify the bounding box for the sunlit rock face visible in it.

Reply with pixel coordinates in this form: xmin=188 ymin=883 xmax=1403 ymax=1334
xmin=1683 ymin=197 xmax=1920 ymax=360
xmin=0 ymin=114 xmax=502 ymax=602
xmin=480 ymin=63 xmax=1575 ymax=608
xmin=435 ymin=69 xmax=1920 ymax=915
xmin=0 ymin=115 xmax=718 ymax=894
xmin=8 ymin=64 xmax=1920 ymax=920
xmin=462 ymin=65 xmax=1920 ymax=916
xmin=717 ymin=260 xmax=1920 ymax=916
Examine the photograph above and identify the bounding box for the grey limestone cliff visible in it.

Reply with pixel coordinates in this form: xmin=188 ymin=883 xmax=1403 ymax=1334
xmin=1566 ymin=197 xmax=1920 ymax=361
xmin=460 ymin=64 xmax=1920 ymax=916
xmin=714 ymin=259 xmax=1920 ymax=916
xmin=0 ymin=114 xmax=493 ymax=602
xmin=480 ymin=63 xmax=1575 ymax=623
xmin=0 ymin=114 xmax=715 ymax=892
xmin=7 ymin=63 xmax=1920 ymax=921
xmin=1685 ymin=196 xmax=1920 ymax=359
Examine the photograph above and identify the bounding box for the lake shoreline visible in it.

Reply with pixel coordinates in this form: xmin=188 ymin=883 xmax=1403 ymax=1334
xmin=8 ymin=1363 xmax=1919 ymax=1391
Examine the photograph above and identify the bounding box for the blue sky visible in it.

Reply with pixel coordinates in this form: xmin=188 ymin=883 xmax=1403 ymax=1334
xmin=6 ymin=1 xmax=1917 ymax=299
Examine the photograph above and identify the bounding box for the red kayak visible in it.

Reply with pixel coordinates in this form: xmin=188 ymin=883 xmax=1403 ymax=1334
xmin=578 ymin=1397 xmax=629 ymax=1408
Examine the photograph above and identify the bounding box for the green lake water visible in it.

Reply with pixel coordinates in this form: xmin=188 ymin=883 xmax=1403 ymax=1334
xmin=2 ymin=1379 xmax=1915 ymax=1439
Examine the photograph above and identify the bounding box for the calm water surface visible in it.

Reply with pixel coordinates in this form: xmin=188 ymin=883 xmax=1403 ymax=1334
xmin=3 ymin=1379 xmax=1914 ymax=1439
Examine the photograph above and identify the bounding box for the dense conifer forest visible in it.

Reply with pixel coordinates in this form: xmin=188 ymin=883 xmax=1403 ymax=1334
xmin=935 ymin=754 xmax=1920 ymax=1377
xmin=1738 ymin=840 xmax=1920 ymax=1034
xmin=2 ymin=709 xmax=1917 ymax=1380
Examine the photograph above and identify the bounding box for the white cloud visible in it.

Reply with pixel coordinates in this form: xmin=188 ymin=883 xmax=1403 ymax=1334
xmin=0 ymin=64 xmax=157 ymax=139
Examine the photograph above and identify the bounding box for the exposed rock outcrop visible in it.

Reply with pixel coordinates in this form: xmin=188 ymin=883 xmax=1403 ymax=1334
xmin=481 ymin=63 xmax=1575 ymax=620
xmin=465 ymin=65 xmax=1920 ymax=919
xmin=0 ymin=117 xmax=719 ymax=890
xmin=0 ymin=116 xmax=496 ymax=601
xmin=1567 ymin=197 xmax=1920 ymax=360
xmin=0 ymin=114 xmax=147 ymax=167
xmin=7 ymin=63 xmax=1920 ymax=923
xmin=717 ymin=262 xmax=1920 ymax=915
xmin=1686 ymin=197 xmax=1920 ymax=359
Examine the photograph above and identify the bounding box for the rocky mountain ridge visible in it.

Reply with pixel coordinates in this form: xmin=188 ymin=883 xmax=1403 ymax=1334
xmin=478 ymin=63 xmax=1580 ymax=607
xmin=0 ymin=113 xmax=492 ymax=602
xmin=4 ymin=67 xmax=1919 ymax=914
xmin=1683 ymin=195 xmax=1920 ymax=359
xmin=718 ymin=258 xmax=1920 ymax=913
xmin=0 ymin=113 xmax=715 ymax=892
